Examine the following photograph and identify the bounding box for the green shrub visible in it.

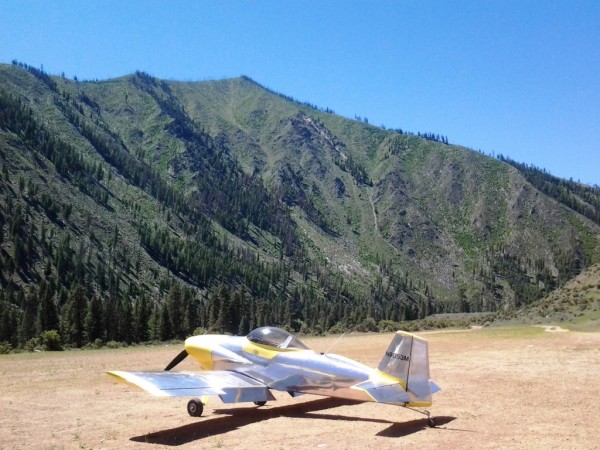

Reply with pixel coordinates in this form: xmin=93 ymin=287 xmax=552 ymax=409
xmin=24 ymin=337 xmax=40 ymax=352
xmin=0 ymin=341 xmax=12 ymax=354
xmin=40 ymin=330 xmax=63 ymax=351
xmin=378 ymin=320 xmax=401 ymax=332
xmin=192 ymin=327 xmax=207 ymax=336
xmin=312 ymin=324 xmax=324 ymax=336
xmin=106 ymin=340 xmax=120 ymax=349
xmin=356 ymin=317 xmax=378 ymax=332
xmin=328 ymin=322 xmax=346 ymax=335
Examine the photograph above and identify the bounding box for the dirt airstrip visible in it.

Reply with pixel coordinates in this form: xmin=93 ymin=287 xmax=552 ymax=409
xmin=1 ymin=326 xmax=599 ymax=449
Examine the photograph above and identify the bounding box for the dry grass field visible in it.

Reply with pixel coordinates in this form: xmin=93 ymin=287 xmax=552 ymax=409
xmin=1 ymin=326 xmax=599 ymax=449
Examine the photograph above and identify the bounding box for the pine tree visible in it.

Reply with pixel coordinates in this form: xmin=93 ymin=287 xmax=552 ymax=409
xmin=133 ymin=294 xmax=150 ymax=342
xmin=19 ymin=289 xmax=37 ymax=343
xmin=182 ymin=288 xmax=195 ymax=337
xmin=166 ymin=284 xmax=183 ymax=339
xmin=147 ymin=305 xmax=160 ymax=341
xmin=159 ymin=303 xmax=171 ymax=341
xmin=216 ymin=285 xmax=232 ymax=334
xmin=0 ymin=300 xmax=19 ymax=346
xmin=84 ymin=295 xmax=104 ymax=343
xmin=118 ymin=299 xmax=133 ymax=344
xmin=36 ymin=280 xmax=59 ymax=334
xmin=62 ymin=284 xmax=87 ymax=347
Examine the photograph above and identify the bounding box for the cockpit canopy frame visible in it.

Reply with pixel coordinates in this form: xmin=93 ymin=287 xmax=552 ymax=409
xmin=246 ymin=326 xmax=309 ymax=350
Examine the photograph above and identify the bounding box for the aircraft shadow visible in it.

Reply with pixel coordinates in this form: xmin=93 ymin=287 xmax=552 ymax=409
xmin=377 ymin=416 xmax=456 ymax=438
xmin=131 ymin=397 xmax=456 ymax=446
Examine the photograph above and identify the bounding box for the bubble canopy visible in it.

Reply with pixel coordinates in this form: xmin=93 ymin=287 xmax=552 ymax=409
xmin=246 ymin=326 xmax=309 ymax=350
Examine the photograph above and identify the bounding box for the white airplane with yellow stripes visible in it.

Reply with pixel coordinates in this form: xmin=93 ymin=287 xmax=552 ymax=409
xmin=108 ymin=326 xmax=441 ymax=427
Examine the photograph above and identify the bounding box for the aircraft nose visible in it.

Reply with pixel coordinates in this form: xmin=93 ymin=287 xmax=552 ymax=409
xmin=185 ymin=336 xmax=216 ymax=370
xmin=186 ymin=336 xmax=252 ymax=369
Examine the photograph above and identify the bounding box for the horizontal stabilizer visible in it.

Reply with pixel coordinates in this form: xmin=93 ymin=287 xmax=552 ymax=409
xmin=351 ymin=379 xmax=410 ymax=404
xmin=429 ymin=380 xmax=441 ymax=394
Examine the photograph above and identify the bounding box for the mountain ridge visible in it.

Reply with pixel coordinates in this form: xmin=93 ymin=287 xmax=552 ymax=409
xmin=1 ymin=61 xmax=599 ymax=347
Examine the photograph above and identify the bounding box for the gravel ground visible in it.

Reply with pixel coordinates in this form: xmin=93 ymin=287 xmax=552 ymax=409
xmin=1 ymin=326 xmax=598 ymax=449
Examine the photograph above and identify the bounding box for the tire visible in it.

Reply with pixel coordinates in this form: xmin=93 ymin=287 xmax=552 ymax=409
xmin=254 ymin=401 xmax=267 ymax=407
xmin=187 ymin=398 xmax=204 ymax=417
xmin=428 ymin=417 xmax=436 ymax=428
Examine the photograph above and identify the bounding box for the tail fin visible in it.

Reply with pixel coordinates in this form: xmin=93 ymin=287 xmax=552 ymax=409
xmin=377 ymin=331 xmax=440 ymax=405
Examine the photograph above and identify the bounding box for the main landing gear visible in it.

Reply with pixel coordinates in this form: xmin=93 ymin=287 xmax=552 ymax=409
xmin=187 ymin=398 xmax=204 ymax=417
xmin=187 ymin=399 xmax=267 ymax=416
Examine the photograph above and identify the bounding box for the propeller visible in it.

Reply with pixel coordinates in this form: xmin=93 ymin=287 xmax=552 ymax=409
xmin=164 ymin=349 xmax=188 ymax=371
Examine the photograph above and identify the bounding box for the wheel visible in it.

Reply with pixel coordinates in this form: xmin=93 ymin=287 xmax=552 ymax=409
xmin=254 ymin=401 xmax=267 ymax=407
xmin=428 ymin=417 xmax=436 ymax=428
xmin=187 ymin=398 xmax=204 ymax=417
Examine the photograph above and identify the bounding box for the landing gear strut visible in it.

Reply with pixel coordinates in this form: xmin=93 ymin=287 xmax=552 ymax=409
xmin=405 ymin=406 xmax=436 ymax=428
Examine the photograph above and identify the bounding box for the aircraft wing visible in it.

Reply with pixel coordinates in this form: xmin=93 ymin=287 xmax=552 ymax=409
xmin=107 ymin=370 xmax=275 ymax=403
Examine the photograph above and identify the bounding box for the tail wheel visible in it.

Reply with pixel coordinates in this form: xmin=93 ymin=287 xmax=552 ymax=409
xmin=187 ymin=398 xmax=204 ymax=417
xmin=254 ymin=401 xmax=267 ymax=407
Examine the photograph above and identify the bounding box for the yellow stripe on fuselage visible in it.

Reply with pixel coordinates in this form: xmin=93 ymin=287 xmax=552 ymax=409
xmin=371 ymin=369 xmax=407 ymax=390
xmin=407 ymin=401 xmax=432 ymax=407
xmin=242 ymin=341 xmax=302 ymax=359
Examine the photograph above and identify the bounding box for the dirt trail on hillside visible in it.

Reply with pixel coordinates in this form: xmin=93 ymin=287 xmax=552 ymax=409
xmin=1 ymin=327 xmax=599 ymax=449
xmin=368 ymin=190 xmax=379 ymax=232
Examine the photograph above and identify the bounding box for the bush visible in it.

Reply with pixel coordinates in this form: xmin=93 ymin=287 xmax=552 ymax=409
xmin=378 ymin=320 xmax=401 ymax=333
xmin=312 ymin=324 xmax=324 ymax=336
xmin=40 ymin=330 xmax=63 ymax=351
xmin=401 ymin=321 xmax=418 ymax=332
xmin=24 ymin=337 xmax=40 ymax=352
xmin=281 ymin=324 xmax=294 ymax=334
xmin=328 ymin=322 xmax=346 ymax=335
xmin=192 ymin=327 xmax=207 ymax=336
xmin=356 ymin=317 xmax=378 ymax=332
xmin=0 ymin=341 xmax=12 ymax=354
xmin=105 ymin=340 xmax=120 ymax=349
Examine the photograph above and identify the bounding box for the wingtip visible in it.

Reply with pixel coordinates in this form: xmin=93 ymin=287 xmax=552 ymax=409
xmin=106 ymin=370 xmax=127 ymax=382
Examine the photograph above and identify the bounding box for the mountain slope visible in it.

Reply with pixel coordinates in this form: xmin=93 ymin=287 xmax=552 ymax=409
xmin=1 ymin=62 xmax=599 ymax=348
xmin=514 ymin=262 xmax=600 ymax=330
xmin=167 ymin=75 xmax=600 ymax=307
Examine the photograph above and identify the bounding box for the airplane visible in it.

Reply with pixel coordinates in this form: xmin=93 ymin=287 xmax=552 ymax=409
xmin=108 ymin=326 xmax=441 ymax=427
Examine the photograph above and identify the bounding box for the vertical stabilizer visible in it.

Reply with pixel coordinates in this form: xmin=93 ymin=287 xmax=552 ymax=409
xmin=377 ymin=331 xmax=414 ymax=386
xmin=377 ymin=331 xmax=437 ymax=405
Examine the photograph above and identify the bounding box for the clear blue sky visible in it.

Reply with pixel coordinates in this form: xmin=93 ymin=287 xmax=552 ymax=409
xmin=2 ymin=1 xmax=599 ymax=185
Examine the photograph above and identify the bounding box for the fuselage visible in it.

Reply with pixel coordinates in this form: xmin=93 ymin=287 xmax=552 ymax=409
xmin=185 ymin=334 xmax=381 ymax=402
xmin=108 ymin=326 xmax=437 ymax=414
